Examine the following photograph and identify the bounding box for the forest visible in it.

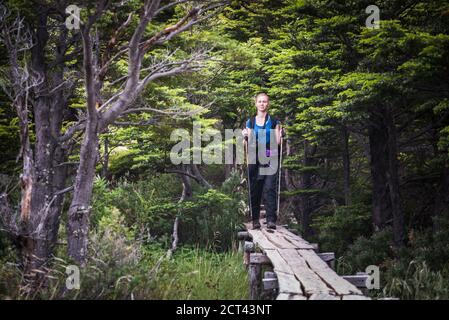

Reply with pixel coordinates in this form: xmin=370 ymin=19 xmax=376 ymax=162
xmin=1 ymin=0 xmax=449 ymax=300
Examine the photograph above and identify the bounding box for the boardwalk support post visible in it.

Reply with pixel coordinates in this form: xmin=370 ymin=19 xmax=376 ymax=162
xmin=263 ymin=271 xmax=278 ymax=290
xmin=248 ymin=253 xmax=271 ymax=300
xmin=243 ymin=241 xmax=254 ymax=266
xmin=237 ymin=231 xmax=251 ymax=253
xmin=317 ymin=252 xmax=335 ymax=270
xmin=342 ymin=273 xmax=369 ymax=295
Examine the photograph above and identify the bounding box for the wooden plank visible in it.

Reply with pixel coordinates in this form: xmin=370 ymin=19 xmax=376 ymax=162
xmin=342 ymin=275 xmax=369 ymax=288
xmin=263 ymin=249 xmax=294 ymax=274
xmin=249 ymin=253 xmax=271 ymax=265
xmin=279 ymin=249 xmax=334 ymax=296
xmin=309 ymin=293 xmax=339 ymax=300
xmin=263 ymin=278 xmax=278 ymax=290
xmin=264 ymin=271 xmax=277 ymax=279
xmin=275 ymin=226 xmax=309 ymax=243
xmin=317 ymin=252 xmax=335 ymax=262
xmin=318 ymin=252 xmax=336 ymax=270
xmin=264 ymin=250 xmax=302 ymax=295
xmin=276 ymin=293 xmax=307 ymax=300
xmin=245 ymin=225 xmax=277 ymax=250
xmin=297 ymin=249 xmax=362 ymax=296
xmin=261 ymin=228 xmax=298 ymax=249
xmin=276 ymin=271 xmax=303 ymax=295
xmin=341 ymin=295 xmax=371 ymax=300
xmin=275 ymin=227 xmax=316 ymax=250
xmin=237 ymin=231 xmax=251 ymax=240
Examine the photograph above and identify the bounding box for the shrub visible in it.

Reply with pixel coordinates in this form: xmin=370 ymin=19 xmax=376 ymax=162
xmin=312 ymin=204 xmax=372 ymax=256
xmin=339 ymin=227 xmax=394 ymax=274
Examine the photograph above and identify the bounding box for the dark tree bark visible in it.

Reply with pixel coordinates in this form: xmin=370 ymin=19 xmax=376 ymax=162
xmin=385 ymin=104 xmax=405 ymax=248
xmin=0 ymin=4 xmax=71 ymax=276
xmin=368 ymin=108 xmax=392 ymax=231
xmin=433 ymin=161 xmax=449 ymax=232
xmin=102 ymin=136 xmax=109 ymax=179
xmin=341 ymin=125 xmax=351 ymax=206
xmin=368 ymin=104 xmax=405 ymax=248
xmin=300 ymin=140 xmax=313 ymax=238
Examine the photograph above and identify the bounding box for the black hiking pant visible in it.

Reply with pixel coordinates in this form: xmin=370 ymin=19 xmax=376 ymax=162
xmin=248 ymin=163 xmax=279 ymax=223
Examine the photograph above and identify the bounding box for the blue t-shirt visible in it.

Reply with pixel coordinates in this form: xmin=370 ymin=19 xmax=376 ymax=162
xmin=246 ymin=115 xmax=279 ymax=146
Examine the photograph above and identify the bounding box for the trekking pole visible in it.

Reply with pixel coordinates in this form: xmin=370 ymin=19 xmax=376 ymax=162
xmin=244 ymin=135 xmax=253 ymax=222
xmin=277 ymin=129 xmax=285 ymax=218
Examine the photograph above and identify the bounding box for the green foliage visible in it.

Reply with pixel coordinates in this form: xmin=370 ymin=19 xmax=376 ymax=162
xmin=339 ymin=228 xmax=395 ymax=275
xmin=174 ymin=172 xmax=246 ymax=251
xmin=382 ymin=261 xmax=449 ymax=300
xmin=91 ymin=172 xmax=245 ymax=251
xmin=312 ymin=205 xmax=372 ymax=256
xmin=0 ymin=216 xmax=248 ymax=300
xmin=91 ymin=174 xmax=182 ymax=244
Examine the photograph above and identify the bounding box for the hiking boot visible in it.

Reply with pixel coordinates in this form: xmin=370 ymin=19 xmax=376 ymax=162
xmin=252 ymin=220 xmax=261 ymax=229
xmin=267 ymin=221 xmax=277 ymax=230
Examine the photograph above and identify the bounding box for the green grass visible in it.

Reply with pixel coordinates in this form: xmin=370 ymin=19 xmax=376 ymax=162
xmin=0 ymin=243 xmax=249 ymax=300
xmin=144 ymin=246 xmax=249 ymax=300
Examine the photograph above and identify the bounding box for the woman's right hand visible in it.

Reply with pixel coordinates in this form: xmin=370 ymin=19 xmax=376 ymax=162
xmin=242 ymin=128 xmax=249 ymax=140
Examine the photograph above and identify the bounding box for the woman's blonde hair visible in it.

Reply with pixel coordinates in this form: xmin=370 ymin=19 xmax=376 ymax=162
xmin=255 ymin=92 xmax=269 ymax=101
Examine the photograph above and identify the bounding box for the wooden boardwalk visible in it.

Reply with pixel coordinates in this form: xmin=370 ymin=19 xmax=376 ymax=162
xmin=239 ymin=223 xmax=371 ymax=300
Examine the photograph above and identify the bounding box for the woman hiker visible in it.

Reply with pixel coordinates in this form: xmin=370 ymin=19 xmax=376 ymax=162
xmin=242 ymin=92 xmax=283 ymax=230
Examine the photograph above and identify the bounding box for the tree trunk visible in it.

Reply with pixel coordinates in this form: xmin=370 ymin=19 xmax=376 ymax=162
xmin=300 ymin=140 xmax=313 ymax=238
xmin=368 ymin=108 xmax=392 ymax=231
xmin=385 ymin=105 xmax=405 ymax=248
xmin=67 ymin=118 xmax=100 ymax=265
xmin=190 ymin=164 xmax=212 ymax=189
xmin=3 ymin=9 xmax=70 ymax=276
xmin=102 ymin=135 xmax=109 ymax=179
xmin=433 ymin=161 xmax=449 ymax=232
xmin=225 ymin=164 xmax=232 ymax=179
xmin=341 ymin=126 xmax=351 ymax=205
xmin=285 ymin=139 xmax=303 ymax=226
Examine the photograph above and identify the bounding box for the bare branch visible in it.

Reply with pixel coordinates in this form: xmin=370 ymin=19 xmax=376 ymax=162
xmin=97 ymin=12 xmax=134 ymax=79
xmin=122 ymin=107 xmax=199 ymax=117
xmin=80 ymin=27 xmax=99 ymax=119
xmin=154 ymin=0 xmax=190 ymax=16
xmin=129 ymin=0 xmax=161 ymax=57
xmin=137 ymin=49 xmax=210 ymax=91
xmin=82 ymin=0 xmax=110 ymax=33
xmin=141 ymin=1 xmax=228 ymax=51
xmin=165 ymin=169 xmax=200 ymax=183
xmin=112 ymin=119 xmax=158 ymax=127
xmin=58 ymin=121 xmax=86 ymax=143
xmin=139 ymin=6 xmax=200 ymax=54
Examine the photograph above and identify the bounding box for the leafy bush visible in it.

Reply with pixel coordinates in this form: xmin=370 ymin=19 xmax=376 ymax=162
xmin=91 ymin=175 xmax=182 ymax=244
xmin=338 ymin=227 xmax=394 ymax=275
xmin=312 ymin=204 xmax=372 ymax=256
xmin=91 ymin=171 xmax=245 ymax=251
xmin=177 ymin=172 xmax=246 ymax=251
xmin=409 ymin=215 xmax=449 ymax=271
